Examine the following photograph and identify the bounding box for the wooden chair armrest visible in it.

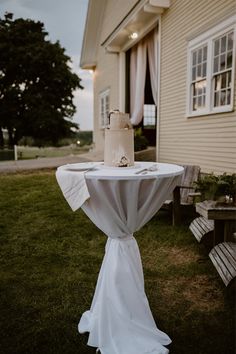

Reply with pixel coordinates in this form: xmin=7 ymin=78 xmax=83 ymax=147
xmin=177 ymin=185 xmax=195 ymax=189
xmin=188 ymin=192 xmax=201 ymax=197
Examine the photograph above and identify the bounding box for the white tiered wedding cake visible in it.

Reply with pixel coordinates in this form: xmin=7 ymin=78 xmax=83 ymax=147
xmin=104 ymin=111 xmax=134 ymax=167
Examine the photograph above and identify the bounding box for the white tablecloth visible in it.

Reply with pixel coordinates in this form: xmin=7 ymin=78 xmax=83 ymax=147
xmin=56 ymin=162 xmax=184 ymax=354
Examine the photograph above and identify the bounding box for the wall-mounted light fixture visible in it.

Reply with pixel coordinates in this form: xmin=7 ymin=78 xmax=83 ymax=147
xmin=129 ymin=32 xmax=138 ymax=40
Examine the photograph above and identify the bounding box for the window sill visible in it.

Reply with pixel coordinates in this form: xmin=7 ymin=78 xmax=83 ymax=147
xmin=186 ymin=106 xmax=234 ymax=118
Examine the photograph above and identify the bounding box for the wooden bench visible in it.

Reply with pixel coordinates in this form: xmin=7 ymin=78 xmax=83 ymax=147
xmin=189 ymin=216 xmax=214 ymax=243
xmin=209 ymin=242 xmax=236 ymax=286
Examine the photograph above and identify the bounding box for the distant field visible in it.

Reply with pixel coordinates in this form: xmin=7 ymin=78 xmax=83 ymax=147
xmin=0 ymin=145 xmax=91 ymax=161
xmin=17 ymin=145 xmax=91 ymax=160
xmin=0 ymin=131 xmax=93 ymax=161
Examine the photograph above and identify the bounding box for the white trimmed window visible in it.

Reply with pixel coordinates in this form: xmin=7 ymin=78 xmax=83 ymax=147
xmin=187 ymin=16 xmax=236 ymax=117
xmin=99 ymin=89 xmax=110 ymax=128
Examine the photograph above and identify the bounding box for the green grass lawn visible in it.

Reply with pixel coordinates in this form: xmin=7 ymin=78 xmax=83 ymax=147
xmin=0 ymin=171 xmax=235 ymax=354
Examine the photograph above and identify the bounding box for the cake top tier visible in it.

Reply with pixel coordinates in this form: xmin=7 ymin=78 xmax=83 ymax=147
xmin=109 ymin=111 xmax=132 ymax=130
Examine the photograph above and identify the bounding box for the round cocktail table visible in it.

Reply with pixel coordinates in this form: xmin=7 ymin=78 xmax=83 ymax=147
xmin=56 ymin=162 xmax=184 ymax=354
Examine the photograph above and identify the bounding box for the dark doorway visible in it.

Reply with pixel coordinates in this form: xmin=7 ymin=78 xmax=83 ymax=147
xmin=125 ymin=47 xmax=157 ymax=147
xmin=143 ymin=56 xmax=156 ymax=146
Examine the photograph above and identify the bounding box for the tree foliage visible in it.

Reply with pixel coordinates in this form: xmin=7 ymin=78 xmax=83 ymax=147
xmin=0 ymin=13 xmax=83 ymax=146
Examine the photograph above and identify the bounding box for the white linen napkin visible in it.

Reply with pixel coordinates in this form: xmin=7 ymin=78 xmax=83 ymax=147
xmin=56 ymin=167 xmax=90 ymax=211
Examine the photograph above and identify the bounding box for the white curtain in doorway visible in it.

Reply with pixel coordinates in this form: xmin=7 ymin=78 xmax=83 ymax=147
xmin=147 ymin=27 xmax=158 ymax=106
xmin=130 ymin=40 xmax=147 ymax=126
xmin=130 ymin=28 xmax=158 ymax=126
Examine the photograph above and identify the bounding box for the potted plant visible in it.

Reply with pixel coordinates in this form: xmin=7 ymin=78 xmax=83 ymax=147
xmin=194 ymin=173 xmax=236 ymax=205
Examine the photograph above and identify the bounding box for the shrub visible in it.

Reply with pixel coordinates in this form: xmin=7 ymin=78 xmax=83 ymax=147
xmin=194 ymin=173 xmax=236 ymax=204
xmin=134 ymin=128 xmax=148 ymax=152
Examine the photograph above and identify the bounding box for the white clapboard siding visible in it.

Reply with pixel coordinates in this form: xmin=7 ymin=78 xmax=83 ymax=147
xmin=100 ymin=0 xmax=137 ymax=43
xmin=159 ymin=0 xmax=236 ymax=174
xmin=209 ymin=242 xmax=236 ymax=286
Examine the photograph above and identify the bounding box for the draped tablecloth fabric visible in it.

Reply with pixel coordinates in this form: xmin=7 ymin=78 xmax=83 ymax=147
xmin=56 ymin=162 xmax=184 ymax=354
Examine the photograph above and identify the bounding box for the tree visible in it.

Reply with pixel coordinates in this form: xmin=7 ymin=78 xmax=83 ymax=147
xmin=0 ymin=13 xmax=83 ymax=147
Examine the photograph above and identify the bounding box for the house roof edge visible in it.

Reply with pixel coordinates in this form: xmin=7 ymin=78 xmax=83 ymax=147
xmin=80 ymin=0 xmax=107 ymax=69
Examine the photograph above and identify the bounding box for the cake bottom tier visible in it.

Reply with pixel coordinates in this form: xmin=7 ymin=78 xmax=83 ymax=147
xmin=104 ymin=129 xmax=134 ymax=167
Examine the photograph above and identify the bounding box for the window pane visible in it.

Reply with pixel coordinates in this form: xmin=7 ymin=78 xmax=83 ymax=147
xmin=213 ymin=56 xmax=219 ymax=73
xmin=203 ymin=46 xmax=207 ymax=61
xmin=192 ymin=51 xmax=197 ymax=66
xmin=214 ymin=74 xmax=221 ymax=91
xmin=227 ymin=31 xmax=234 ymax=50
xmin=101 ymin=98 xmax=104 ymax=114
xmin=214 ymin=91 xmax=220 ymax=107
xmin=197 ymin=64 xmax=201 ymax=78
xmin=202 ymin=62 xmax=207 ymax=77
xmin=227 ymin=89 xmax=231 ymax=105
xmin=193 ymin=97 xmax=197 ymax=111
xmin=214 ymin=39 xmax=220 ymax=55
xmin=220 ymin=54 xmax=226 ymax=71
xmin=197 ymin=48 xmax=202 ymax=64
xmin=100 ymin=91 xmax=110 ymax=127
xmin=221 ymin=36 xmax=226 ymax=53
xmin=202 ymin=95 xmax=206 ymax=107
xmin=192 ymin=83 xmax=206 ymax=110
xmin=194 ymin=80 xmax=206 ymax=96
xmin=221 ymin=72 xmax=227 ymax=89
xmin=220 ymin=90 xmax=226 ymax=105
xmin=213 ymin=72 xmax=232 ymax=107
xmin=227 ymin=51 xmax=232 ymax=69
xmin=228 ymin=71 xmax=231 ymax=88
xmin=197 ymin=96 xmax=202 ymax=107
xmin=192 ymin=66 xmax=196 ymax=81
xmin=105 ymin=97 xmax=109 ymax=106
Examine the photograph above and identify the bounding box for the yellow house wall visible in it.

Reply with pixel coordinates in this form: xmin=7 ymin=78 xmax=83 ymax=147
xmin=93 ymin=0 xmax=137 ymax=152
xmin=159 ymin=0 xmax=236 ymax=174
xmin=93 ymin=49 xmax=119 ymax=152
